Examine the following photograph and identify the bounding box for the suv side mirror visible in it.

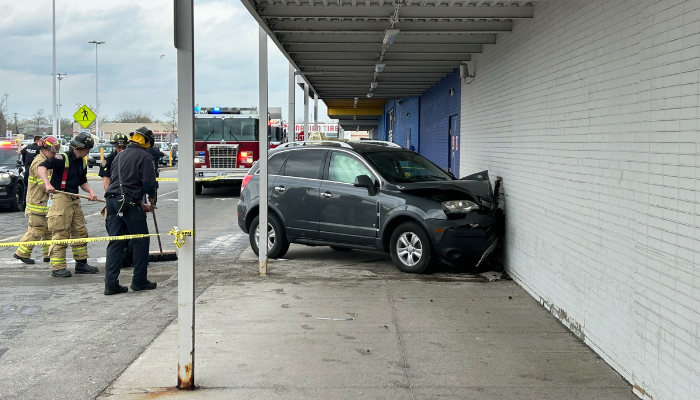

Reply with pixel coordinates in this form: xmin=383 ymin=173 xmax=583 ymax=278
xmin=354 ymin=174 xmax=378 ymax=196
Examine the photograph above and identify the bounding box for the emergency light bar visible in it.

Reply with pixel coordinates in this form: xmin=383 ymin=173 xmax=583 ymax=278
xmin=195 ymin=106 xmax=258 ymax=115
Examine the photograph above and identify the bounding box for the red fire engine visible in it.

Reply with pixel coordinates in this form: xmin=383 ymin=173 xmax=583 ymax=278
xmin=194 ymin=106 xmax=283 ymax=195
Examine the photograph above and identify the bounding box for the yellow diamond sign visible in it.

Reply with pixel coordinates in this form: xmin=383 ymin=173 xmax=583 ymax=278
xmin=73 ymin=105 xmax=96 ymax=129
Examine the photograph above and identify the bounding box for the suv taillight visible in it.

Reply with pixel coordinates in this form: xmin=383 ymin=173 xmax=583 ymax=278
xmin=241 ymin=174 xmax=253 ymax=190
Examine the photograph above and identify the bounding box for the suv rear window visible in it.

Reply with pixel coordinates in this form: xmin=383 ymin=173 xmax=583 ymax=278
xmin=268 ymin=152 xmax=288 ymax=175
xmin=282 ymin=150 xmax=325 ymax=180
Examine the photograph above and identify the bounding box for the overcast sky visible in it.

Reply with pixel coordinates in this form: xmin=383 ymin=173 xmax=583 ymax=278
xmin=0 ymin=0 xmax=327 ymax=125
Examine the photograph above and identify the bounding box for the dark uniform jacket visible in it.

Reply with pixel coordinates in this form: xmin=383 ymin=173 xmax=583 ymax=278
xmin=21 ymin=143 xmax=41 ymax=168
xmin=98 ymin=151 xmax=117 ymax=178
xmin=147 ymin=147 xmax=164 ymax=173
xmin=39 ymin=149 xmax=88 ymax=194
xmin=105 ymin=144 xmax=156 ymax=201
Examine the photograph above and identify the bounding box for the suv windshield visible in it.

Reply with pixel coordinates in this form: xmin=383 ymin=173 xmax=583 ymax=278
xmin=362 ymin=151 xmax=452 ymax=184
xmin=0 ymin=147 xmax=19 ymax=166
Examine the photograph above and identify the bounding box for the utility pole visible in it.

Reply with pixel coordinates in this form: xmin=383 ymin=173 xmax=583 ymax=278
xmin=13 ymin=113 xmax=18 ymax=135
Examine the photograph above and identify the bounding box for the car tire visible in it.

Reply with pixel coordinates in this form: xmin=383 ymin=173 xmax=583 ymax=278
xmin=389 ymin=222 xmax=434 ymax=274
xmin=9 ymin=183 xmax=25 ymax=212
xmin=195 ymin=183 xmax=203 ymax=195
xmin=330 ymin=246 xmax=351 ymax=252
xmin=250 ymin=214 xmax=290 ymax=259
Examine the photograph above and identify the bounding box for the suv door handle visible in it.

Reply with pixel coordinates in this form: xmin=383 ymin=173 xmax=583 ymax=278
xmin=274 ymin=186 xmax=286 ymax=193
xmin=322 ymin=192 xmax=333 ymax=198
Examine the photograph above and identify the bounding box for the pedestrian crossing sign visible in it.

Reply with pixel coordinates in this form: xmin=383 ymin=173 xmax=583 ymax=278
xmin=73 ymin=105 xmax=96 ymax=129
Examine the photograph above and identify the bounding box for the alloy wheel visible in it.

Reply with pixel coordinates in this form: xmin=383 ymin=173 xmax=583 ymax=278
xmin=396 ymin=231 xmax=423 ymax=267
xmin=254 ymin=222 xmax=275 ymax=252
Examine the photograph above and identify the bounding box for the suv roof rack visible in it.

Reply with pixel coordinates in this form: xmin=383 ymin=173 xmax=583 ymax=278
xmin=277 ymin=140 xmax=352 ymax=148
xmin=349 ymin=140 xmax=402 ymax=148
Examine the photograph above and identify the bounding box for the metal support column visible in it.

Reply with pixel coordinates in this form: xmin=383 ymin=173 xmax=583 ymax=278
xmin=303 ymin=82 xmax=309 ymax=140
xmin=258 ymin=26 xmax=269 ymax=275
xmin=288 ymin=64 xmax=295 ymax=143
xmin=174 ymin=0 xmax=195 ymax=390
xmin=313 ymin=93 xmax=318 ymax=132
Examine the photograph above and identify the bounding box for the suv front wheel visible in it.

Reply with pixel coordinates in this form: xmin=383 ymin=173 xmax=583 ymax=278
xmin=9 ymin=183 xmax=25 ymax=212
xmin=389 ymin=222 xmax=434 ymax=273
xmin=250 ymin=214 xmax=290 ymax=259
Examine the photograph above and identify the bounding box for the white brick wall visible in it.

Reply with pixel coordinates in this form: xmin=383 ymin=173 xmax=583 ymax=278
xmin=460 ymin=1 xmax=699 ymax=399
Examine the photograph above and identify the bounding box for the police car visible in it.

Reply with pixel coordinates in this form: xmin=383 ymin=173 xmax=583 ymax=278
xmin=0 ymin=141 xmax=26 ymax=212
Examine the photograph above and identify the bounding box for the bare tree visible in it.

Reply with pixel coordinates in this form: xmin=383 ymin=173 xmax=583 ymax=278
xmin=0 ymin=96 xmax=7 ymax=136
xmin=32 ymin=109 xmax=50 ymax=135
xmin=164 ymin=100 xmax=178 ymax=142
xmin=114 ymin=109 xmax=154 ymax=123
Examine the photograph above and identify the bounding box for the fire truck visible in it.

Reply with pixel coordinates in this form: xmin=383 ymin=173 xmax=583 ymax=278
xmin=194 ymin=106 xmax=283 ymax=195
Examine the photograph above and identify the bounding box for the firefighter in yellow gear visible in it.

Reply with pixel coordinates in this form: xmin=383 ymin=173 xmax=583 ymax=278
xmin=37 ymin=132 xmax=99 ymax=277
xmin=13 ymin=137 xmax=61 ymax=264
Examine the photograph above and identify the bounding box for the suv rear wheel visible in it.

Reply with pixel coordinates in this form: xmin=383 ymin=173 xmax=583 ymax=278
xmin=250 ymin=214 xmax=290 ymax=259
xmin=389 ymin=222 xmax=434 ymax=274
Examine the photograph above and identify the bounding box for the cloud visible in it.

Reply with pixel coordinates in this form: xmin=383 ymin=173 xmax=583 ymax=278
xmin=0 ymin=0 xmax=328 ymax=125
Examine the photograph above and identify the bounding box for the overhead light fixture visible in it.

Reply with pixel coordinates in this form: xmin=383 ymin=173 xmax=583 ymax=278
xmin=375 ymin=63 xmax=385 ymax=73
xmin=383 ymin=29 xmax=400 ymax=46
xmin=370 ymin=82 xmax=378 ymax=89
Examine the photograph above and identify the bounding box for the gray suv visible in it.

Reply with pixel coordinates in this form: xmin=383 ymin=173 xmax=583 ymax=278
xmin=237 ymin=141 xmax=503 ymax=273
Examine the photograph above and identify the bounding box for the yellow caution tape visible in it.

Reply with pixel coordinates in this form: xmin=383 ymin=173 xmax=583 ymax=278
xmin=196 ymin=175 xmax=246 ymax=182
xmin=168 ymin=227 xmax=194 ymax=249
xmin=88 ymin=175 xmax=177 ymax=181
xmin=85 ymin=176 xmax=240 ymax=182
xmin=0 ymin=233 xmax=161 ymax=248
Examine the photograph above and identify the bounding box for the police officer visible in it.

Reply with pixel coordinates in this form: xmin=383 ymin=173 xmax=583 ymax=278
xmin=103 ymin=126 xmax=157 ymax=295
xmin=20 ymin=135 xmax=43 ymax=198
xmin=37 ymin=132 xmax=99 ymax=278
xmin=99 ymin=132 xmax=133 ymax=269
xmin=13 ymin=137 xmax=61 ymax=264
xmin=99 ymin=132 xmax=128 ymax=190
xmin=146 ymin=142 xmax=164 ymax=204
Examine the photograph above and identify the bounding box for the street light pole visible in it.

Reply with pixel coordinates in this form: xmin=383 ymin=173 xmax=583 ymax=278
xmin=56 ymin=73 xmax=67 ymax=140
xmin=52 ymin=0 xmax=57 ymax=137
xmin=88 ymin=41 xmax=104 ymax=137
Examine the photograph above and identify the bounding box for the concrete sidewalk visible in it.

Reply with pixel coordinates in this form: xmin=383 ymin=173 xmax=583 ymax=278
xmin=99 ymin=245 xmax=636 ymax=400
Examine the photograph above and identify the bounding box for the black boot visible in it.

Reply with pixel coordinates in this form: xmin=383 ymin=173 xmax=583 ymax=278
xmin=52 ymin=268 xmax=72 ymax=278
xmin=13 ymin=254 xmax=35 ymax=264
xmin=131 ymin=280 xmax=157 ymax=291
xmin=75 ymin=260 xmax=98 ymax=274
xmin=104 ymin=285 xmax=128 ymax=295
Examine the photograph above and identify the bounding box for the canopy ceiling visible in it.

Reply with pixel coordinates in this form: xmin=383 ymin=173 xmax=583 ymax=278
xmin=241 ymin=0 xmax=537 ymax=130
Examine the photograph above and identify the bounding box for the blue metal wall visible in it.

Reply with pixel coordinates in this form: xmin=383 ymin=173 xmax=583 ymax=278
xmin=418 ymin=69 xmax=461 ymax=169
xmin=376 ymin=113 xmax=386 ymax=140
xmin=383 ymin=98 xmax=420 ymax=151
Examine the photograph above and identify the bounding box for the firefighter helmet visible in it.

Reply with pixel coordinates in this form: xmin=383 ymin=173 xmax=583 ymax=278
xmin=40 ymin=136 xmax=61 ymax=153
xmin=111 ymin=132 xmax=128 ymax=148
xmin=130 ymin=126 xmax=155 ymax=147
xmin=70 ymin=132 xmax=95 ymax=150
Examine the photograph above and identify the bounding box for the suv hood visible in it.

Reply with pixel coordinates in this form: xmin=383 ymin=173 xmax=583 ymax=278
xmin=393 ymin=172 xmax=494 ymax=208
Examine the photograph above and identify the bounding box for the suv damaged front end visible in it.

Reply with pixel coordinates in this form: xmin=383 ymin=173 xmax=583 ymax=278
xmin=395 ymin=171 xmax=504 ymax=268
